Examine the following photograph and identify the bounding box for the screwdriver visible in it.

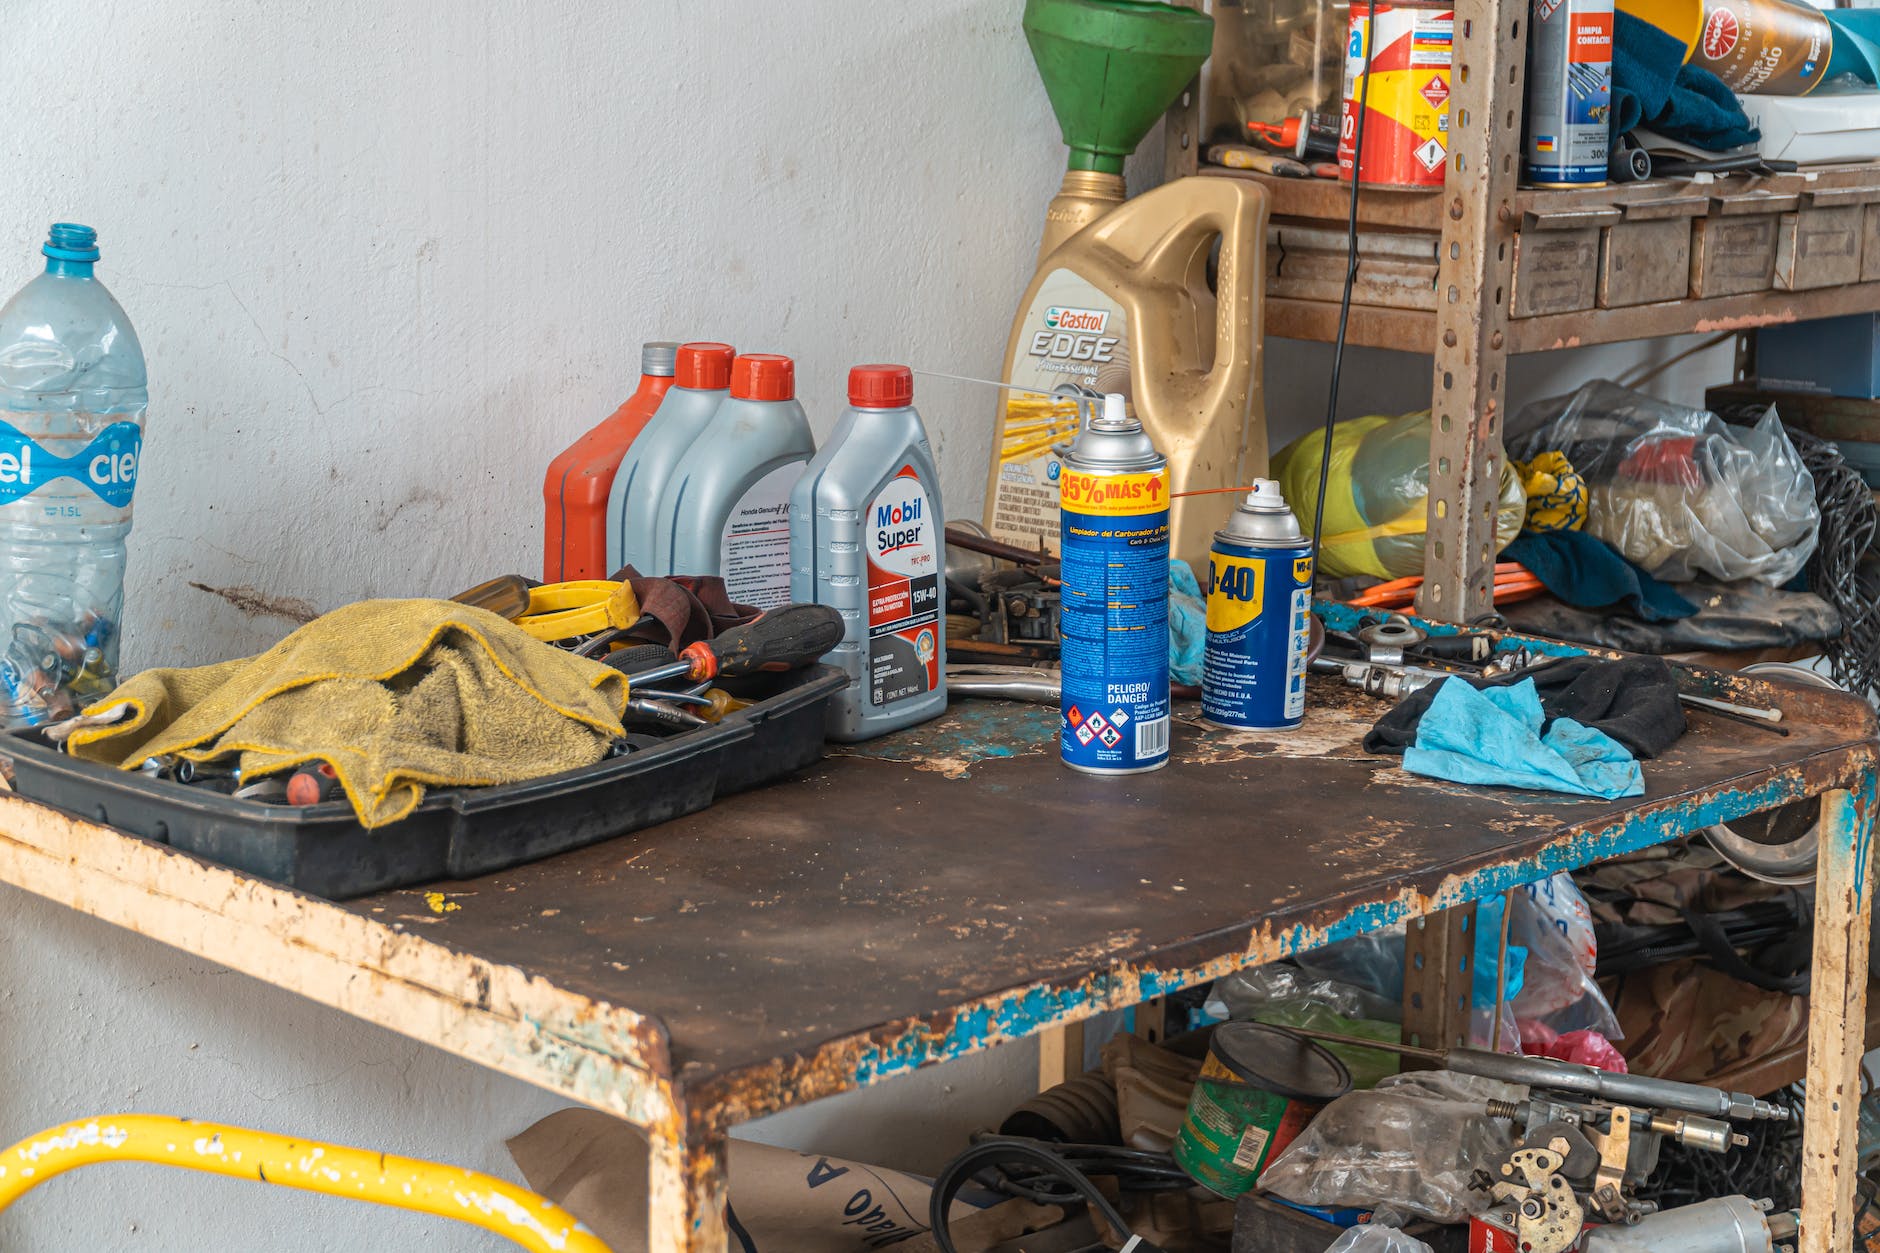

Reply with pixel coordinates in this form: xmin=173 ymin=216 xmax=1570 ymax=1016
xmin=626 ymin=603 xmax=843 ymax=688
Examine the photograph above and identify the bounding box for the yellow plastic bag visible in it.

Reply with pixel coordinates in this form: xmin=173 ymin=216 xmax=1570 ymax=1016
xmin=1274 ymin=411 xmax=1527 ymax=580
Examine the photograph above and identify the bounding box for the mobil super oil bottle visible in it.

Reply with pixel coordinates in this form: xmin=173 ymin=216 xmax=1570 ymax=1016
xmin=1058 ymin=393 xmax=1170 ymax=774
xmin=1201 ymin=479 xmax=1313 ymax=731
xmin=789 ymin=365 xmax=946 ymax=741
xmin=0 ymin=225 xmax=146 ymax=728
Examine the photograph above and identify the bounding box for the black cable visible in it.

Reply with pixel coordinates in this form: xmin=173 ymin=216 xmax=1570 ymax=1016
xmin=1307 ymin=5 xmax=1377 ymax=577
xmin=1712 ymin=407 xmax=1880 ymax=694
xmin=1786 ymin=426 xmax=1880 ymax=695
xmin=927 ymin=1137 xmax=1140 ymax=1253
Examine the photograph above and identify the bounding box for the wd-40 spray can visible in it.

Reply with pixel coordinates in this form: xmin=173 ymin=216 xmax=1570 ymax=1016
xmin=1059 ymin=394 xmax=1171 ymax=774
xmin=1201 ymin=480 xmax=1314 ymax=731
xmin=1524 ymin=0 xmax=1612 ymax=186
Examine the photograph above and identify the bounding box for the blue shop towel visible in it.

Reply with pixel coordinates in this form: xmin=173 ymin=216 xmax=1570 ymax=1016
xmin=1170 ymin=560 xmax=1207 ymax=686
xmin=1613 ymin=11 xmax=1760 ymax=152
xmin=1404 ymin=677 xmax=1645 ymax=800
xmin=1505 ymin=530 xmax=1697 ymax=623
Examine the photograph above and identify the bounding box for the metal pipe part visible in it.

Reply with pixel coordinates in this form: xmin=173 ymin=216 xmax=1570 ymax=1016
xmin=1579 ymin=1195 xmax=1781 ymax=1252
xmin=1280 ymin=1028 xmax=1790 ymax=1121
xmin=947 ymin=675 xmax=1060 ymax=705
xmin=1442 ymin=1048 xmax=1792 ymax=1122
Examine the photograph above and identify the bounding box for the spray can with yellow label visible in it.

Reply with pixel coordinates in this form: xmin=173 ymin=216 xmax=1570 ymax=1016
xmin=1059 ymin=394 xmax=1171 ymax=774
xmin=1202 ymin=480 xmax=1314 ymax=731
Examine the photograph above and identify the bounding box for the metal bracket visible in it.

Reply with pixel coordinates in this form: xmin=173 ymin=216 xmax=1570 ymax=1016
xmin=1402 ymin=903 xmax=1478 ymax=1051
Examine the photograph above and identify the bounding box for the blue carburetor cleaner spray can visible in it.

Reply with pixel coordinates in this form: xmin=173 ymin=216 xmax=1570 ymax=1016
xmin=1058 ymin=394 xmax=1171 ymax=774
xmin=1202 ymin=479 xmax=1314 ymax=731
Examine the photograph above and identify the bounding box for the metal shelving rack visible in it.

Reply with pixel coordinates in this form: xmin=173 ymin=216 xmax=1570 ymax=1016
xmin=1162 ymin=0 xmax=1880 ymax=623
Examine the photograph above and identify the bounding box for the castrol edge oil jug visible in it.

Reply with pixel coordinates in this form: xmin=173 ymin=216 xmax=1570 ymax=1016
xmin=984 ymin=176 xmax=1269 ymax=576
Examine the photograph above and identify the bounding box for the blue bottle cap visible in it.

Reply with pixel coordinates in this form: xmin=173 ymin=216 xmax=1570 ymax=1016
xmin=43 ymin=223 xmax=100 ymax=263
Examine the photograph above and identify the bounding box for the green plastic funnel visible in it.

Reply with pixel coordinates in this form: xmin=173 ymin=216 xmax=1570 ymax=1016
xmin=1024 ymin=0 xmax=1215 ymax=175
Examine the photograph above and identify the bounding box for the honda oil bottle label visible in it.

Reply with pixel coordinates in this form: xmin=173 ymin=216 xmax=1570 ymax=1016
xmin=0 ymin=420 xmax=141 ymax=509
xmin=866 ymin=468 xmax=941 ymax=706
xmin=1059 ymin=466 xmax=1171 ymax=772
xmin=721 ymin=462 xmax=804 ymax=610
xmin=1202 ymin=544 xmax=1313 ymax=729
xmin=990 ymin=271 xmax=1131 ymax=552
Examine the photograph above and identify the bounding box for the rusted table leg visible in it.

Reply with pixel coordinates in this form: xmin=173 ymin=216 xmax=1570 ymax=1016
xmin=648 ymin=1121 xmax=729 ymax=1253
xmin=1800 ymin=785 xmax=1875 ymax=1253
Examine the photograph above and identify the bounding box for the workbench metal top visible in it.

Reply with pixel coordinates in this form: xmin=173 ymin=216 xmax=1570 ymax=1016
xmin=334 ymin=668 xmax=1877 ymax=1132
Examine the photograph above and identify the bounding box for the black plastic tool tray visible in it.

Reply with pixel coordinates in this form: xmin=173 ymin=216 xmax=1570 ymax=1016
xmin=3 ymin=664 xmax=847 ymax=900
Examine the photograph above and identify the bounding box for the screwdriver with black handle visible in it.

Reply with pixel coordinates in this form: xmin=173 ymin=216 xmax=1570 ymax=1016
xmin=614 ymin=603 xmax=844 ymax=687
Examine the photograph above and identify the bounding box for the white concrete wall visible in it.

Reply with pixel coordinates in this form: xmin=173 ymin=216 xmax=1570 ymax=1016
xmin=0 ymin=2 xmax=1150 ymax=1248
xmin=0 ymin=2 xmax=1738 ymax=1249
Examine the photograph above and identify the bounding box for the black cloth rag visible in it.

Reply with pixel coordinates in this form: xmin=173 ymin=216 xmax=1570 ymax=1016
xmin=1364 ymin=655 xmax=1687 ymax=760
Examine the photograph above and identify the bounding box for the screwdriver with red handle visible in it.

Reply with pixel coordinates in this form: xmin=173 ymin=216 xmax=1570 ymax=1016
xmin=613 ymin=603 xmax=844 ymax=687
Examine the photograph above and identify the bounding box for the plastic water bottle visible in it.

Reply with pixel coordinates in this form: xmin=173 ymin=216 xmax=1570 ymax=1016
xmin=0 ymin=224 xmax=146 ymax=726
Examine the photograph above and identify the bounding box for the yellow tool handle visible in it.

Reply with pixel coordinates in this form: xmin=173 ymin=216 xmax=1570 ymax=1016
xmin=0 ymin=1115 xmax=610 ymax=1253
xmin=516 ymin=580 xmax=642 ymax=641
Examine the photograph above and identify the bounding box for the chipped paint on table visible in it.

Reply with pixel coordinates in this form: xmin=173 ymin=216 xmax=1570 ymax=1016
xmin=0 ymin=635 xmax=1872 ymax=1253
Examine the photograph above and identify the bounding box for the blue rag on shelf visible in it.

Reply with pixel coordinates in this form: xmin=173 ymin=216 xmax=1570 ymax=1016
xmin=1169 ymin=560 xmax=1207 ymax=686
xmin=1505 ymin=530 xmax=1697 ymax=623
xmin=1404 ymin=677 xmax=1645 ymax=800
xmin=1613 ymin=11 xmax=1760 ymax=152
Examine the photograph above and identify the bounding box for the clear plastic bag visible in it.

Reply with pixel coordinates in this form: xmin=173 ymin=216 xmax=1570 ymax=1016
xmin=1507 ymin=381 xmax=1818 ymax=586
xmin=1290 ymin=925 xmax=1526 ymax=1051
xmin=1272 ymin=411 xmax=1528 ymax=580
xmin=1206 ymin=962 xmax=1402 ymax=1023
xmin=1487 ymin=873 xmax=1621 ymax=1039
xmin=1206 ymin=963 xmax=1405 ymax=1089
xmin=1326 ymin=1226 xmax=1436 ymax=1253
xmin=1258 ymin=1070 xmax=1520 ymax=1223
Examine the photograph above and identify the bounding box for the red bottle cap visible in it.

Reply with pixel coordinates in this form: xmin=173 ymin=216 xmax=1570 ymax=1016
xmin=848 ymin=364 xmax=913 ymax=409
xmin=730 ymin=354 xmax=795 ymax=402
xmin=675 ymin=342 xmax=736 ymax=390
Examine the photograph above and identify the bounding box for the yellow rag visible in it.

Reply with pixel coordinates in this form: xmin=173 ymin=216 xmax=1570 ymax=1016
xmin=1513 ymin=450 xmax=1588 ymax=533
xmin=67 ymin=599 xmax=629 ymax=828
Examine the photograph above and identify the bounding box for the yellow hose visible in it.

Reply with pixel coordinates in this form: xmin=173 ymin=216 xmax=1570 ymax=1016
xmin=0 ymin=1115 xmax=609 ymax=1252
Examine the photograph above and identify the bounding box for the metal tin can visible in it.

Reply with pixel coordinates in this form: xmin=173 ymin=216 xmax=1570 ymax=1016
xmin=1338 ymin=0 xmax=1455 ymax=189
xmin=1201 ymin=480 xmax=1314 ymax=731
xmin=1172 ymin=1023 xmax=1352 ymax=1198
xmin=1058 ymin=394 xmax=1170 ymax=775
xmin=1524 ymin=0 xmax=1613 ymax=187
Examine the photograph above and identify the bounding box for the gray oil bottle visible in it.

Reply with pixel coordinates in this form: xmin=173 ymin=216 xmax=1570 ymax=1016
xmin=606 ymin=341 xmax=734 ymax=574
xmin=790 ymin=364 xmax=947 ymax=741
xmin=661 ymin=353 xmax=815 ymax=605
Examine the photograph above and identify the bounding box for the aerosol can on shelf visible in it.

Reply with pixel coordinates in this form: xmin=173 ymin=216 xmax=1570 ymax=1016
xmin=661 ymin=353 xmax=814 ymax=608
xmin=790 ymin=365 xmax=946 ymax=741
xmin=1058 ymin=394 xmax=1170 ymax=775
xmin=1201 ymin=479 xmax=1313 ymax=732
xmin=985 ymin=176 xmax=1270 ymax=579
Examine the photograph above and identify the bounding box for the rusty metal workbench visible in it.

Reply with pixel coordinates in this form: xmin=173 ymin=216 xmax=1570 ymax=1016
xmin=0 ymin=662 xmax=1873 ymax=1251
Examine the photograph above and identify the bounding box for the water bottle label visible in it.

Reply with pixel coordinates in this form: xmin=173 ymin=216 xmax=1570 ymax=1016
xmin=0 ymin=419 xmax=141 ymax=508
